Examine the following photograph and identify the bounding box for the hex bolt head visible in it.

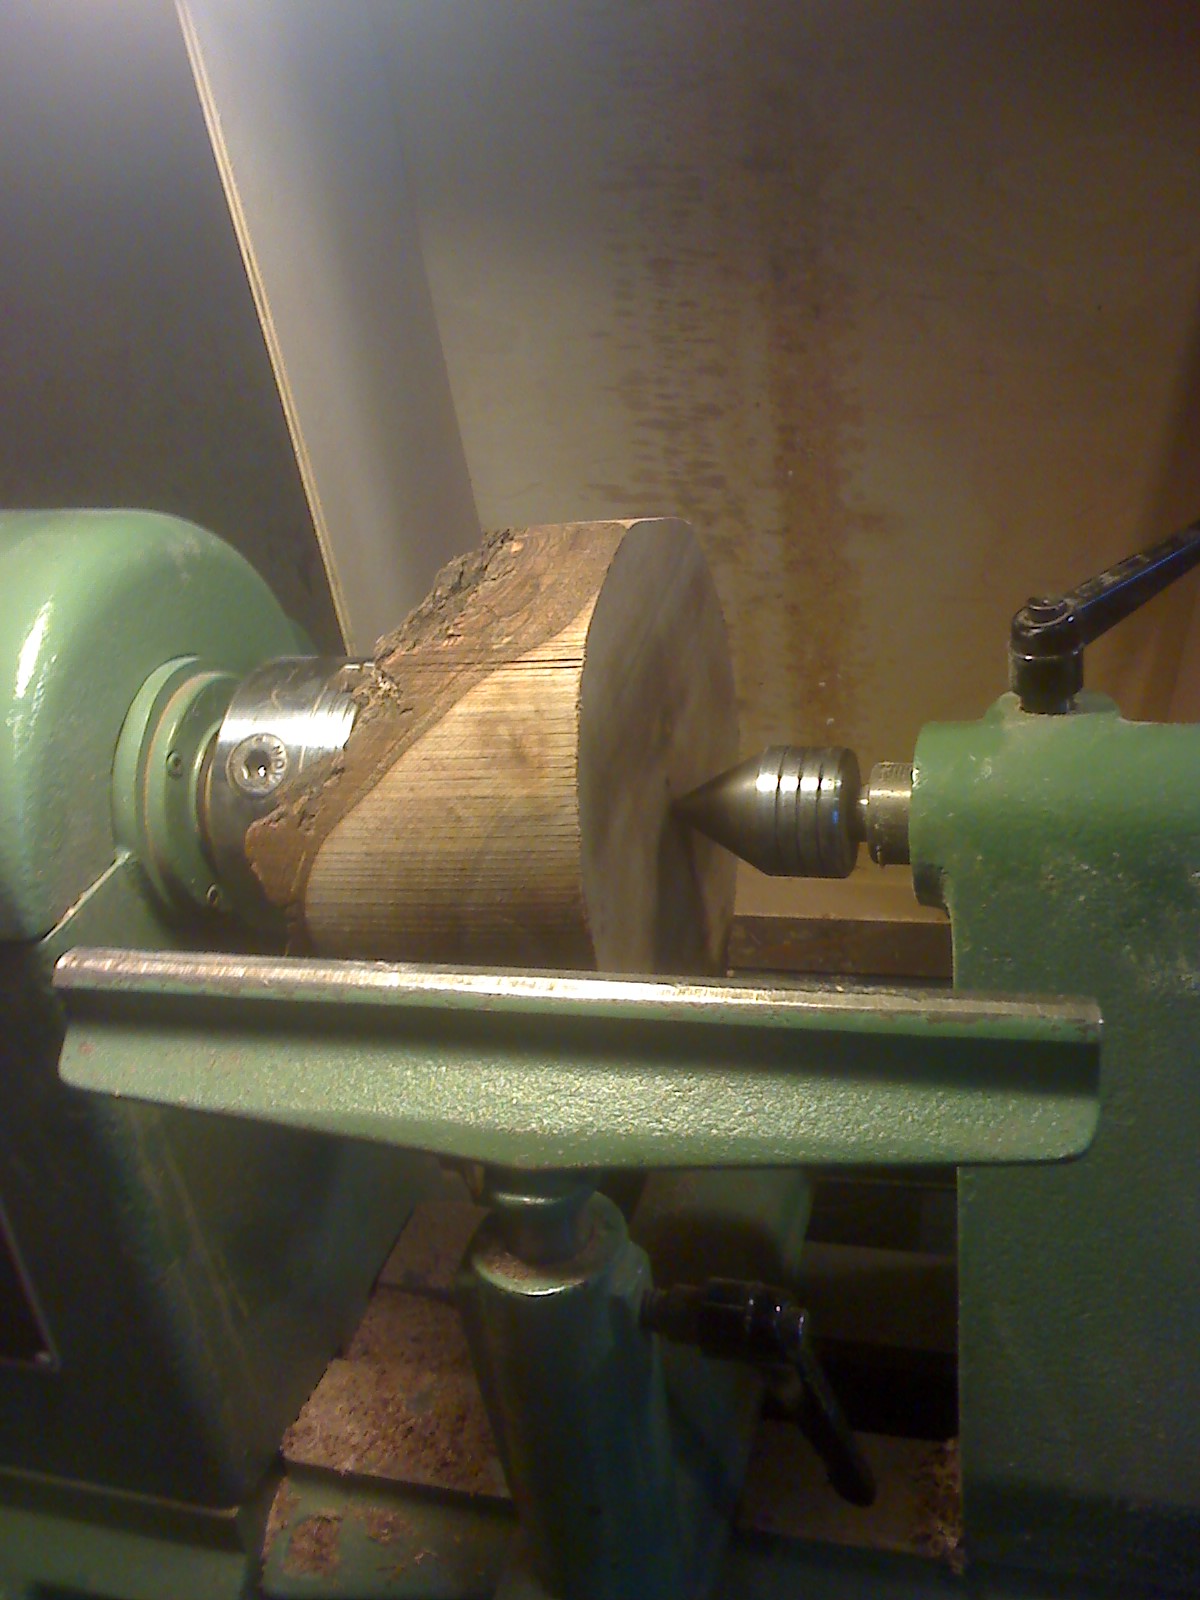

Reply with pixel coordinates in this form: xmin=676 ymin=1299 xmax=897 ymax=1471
xmin=228 ymin=732 xmax=289 ymax=798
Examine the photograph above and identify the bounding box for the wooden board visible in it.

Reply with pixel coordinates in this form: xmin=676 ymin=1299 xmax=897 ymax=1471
xmin=730 ymin=865 xmax=952 ymax=979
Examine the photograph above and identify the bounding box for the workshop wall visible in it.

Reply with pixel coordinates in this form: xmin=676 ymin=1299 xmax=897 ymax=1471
xmin=2 ymin=1 xmax=1199 ymax=767
xmin=382 ymin=0 xmax=1200 ymax=763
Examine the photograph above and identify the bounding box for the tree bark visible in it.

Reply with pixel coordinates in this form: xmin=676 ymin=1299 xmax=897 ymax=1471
xmin=245 ymin=519 xmax=738 ymax=973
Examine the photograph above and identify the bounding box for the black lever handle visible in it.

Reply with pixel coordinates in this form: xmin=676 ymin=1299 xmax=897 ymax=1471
xmin=1009 ymin=516 xmax=1200 ymax=712
xmin=641 ymin=1278 xmax=876 ymax=1506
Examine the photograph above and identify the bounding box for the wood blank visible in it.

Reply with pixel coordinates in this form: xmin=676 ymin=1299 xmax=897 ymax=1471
xmin=246 ymin=519 xmax=738 ymax=973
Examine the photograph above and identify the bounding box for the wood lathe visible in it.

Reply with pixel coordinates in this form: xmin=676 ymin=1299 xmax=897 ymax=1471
xmin=7 ymin=0 xmax=1200 ymax=1587
xmin=2 ymin=503 xmax=1198 ymax=1600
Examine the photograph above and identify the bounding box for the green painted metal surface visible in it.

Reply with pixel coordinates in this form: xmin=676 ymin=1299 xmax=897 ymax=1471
xmin=628 ymin=1169 xmax=811 ymax=1597
xmin=461 ymin=1177 xmax=806 ymax=1600
xmin=632 ymin=1169 xmax=812 ymax=1289
xmin=0 ymin=1462 xmax=273 ymax=1600
xmin=0 ymin=510 xmax=301 ymax=939
xmin=256 ymin=1478 xmax=1153 ymax=1600
xmin=111 ymin=657 xmax=239 ymax=913
xmin=461 ymin=1195 xmax=684 ymax=1600
xmin=1 ymin=830 xmax=433 ymax=1517
xmin=911 ymin=692 xmax=1200 ymax=1592
xmin=259 ymin=1465 xmax=515 ymax=1600
xmin=0 ymin=513 xmax=437 ymax=1562
xmin=260 ymin=1167 xmax=813 ymax=1600
xmin=712 ymin=1530 xmax=1124 ymax=1598
xmin=56 ymin=949 xmax=1100 ymax=1169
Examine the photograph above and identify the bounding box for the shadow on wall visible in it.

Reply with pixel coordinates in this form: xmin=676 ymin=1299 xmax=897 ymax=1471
xmin=0 ymin=0 xmax=339 ymax=651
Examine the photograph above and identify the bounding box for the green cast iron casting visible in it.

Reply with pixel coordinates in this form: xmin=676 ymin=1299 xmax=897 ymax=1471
xmin=0 ymin=512 xmax=435 ymax=1533
xmin=0 ymin=510 xmax=303 ymax=940
xmin=56 ymin=946 xmax=1100 ymax=1170
xmin=911 ymin=691 xmax=1200 ymax=1592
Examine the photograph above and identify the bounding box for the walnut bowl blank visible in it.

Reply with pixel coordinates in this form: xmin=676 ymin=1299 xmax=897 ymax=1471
xmin=246 ymin=520 xmax=738 ymax=975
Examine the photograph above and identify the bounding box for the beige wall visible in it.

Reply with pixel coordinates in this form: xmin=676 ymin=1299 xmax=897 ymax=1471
xmin=384 ymin=0 xmax=1200 ymax=763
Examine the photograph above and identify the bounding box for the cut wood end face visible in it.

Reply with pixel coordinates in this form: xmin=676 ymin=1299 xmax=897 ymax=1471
xmin=578 ymin=518 xmax=738 ymax=974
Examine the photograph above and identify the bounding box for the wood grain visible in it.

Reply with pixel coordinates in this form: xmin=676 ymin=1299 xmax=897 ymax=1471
xmin=247 ymin=520 xmax=737 ymax=972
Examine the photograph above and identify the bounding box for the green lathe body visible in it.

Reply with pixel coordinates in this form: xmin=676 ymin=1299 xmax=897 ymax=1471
xmin=0 ymin=514 xmax=433 ymax=1595
xmin=913 ymin=694 xmax=1200 ymax=1590
xmin=1 ymin=511 xmax=1197 ymax=1600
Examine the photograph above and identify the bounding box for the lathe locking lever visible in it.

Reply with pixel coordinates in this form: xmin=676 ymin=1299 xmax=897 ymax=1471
xmin=641 ymin=1277 xmax=877 ymax=1507
xmin=1010 ymin=513 xmax=1200 ymax=712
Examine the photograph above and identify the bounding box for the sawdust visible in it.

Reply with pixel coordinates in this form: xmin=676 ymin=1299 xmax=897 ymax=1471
xmin=282 ymin=1513 xmax=342 ymax=1578
xmin=378 ymin=1199 xmax=486 ymax=1296
xmin=282 ymin=1286 xmax=506 ymax=1498
xmin=261 ymin=1482 xmax=420 ymax=1573
xmin=262 ymin=1479 xmax=299 ymax=1561
xmin=913 ymin=1437 xmax=964 ymax=1570
xmin=355 ymin=1504 xmax=415 ymax=1545
xmin=739 ymin=1420 xmax=967 ymax=1566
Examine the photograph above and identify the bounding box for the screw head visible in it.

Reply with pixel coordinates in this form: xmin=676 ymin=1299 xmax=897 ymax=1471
xmin=165 ymin=750 xmax=184 ymax=778
xmin=1025 ymin=596 xmax=1070 ymax=624
xmin=205 ymin=884 xmax=224 ymax=910
xmin=228 ymin=732 xmax=289 ymax=798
